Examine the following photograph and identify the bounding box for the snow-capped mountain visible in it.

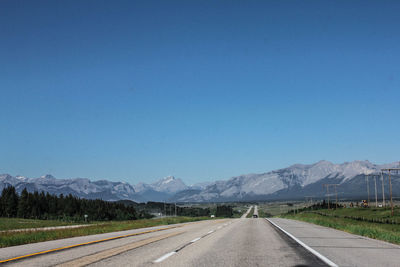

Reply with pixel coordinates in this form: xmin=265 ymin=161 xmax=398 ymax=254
xmin=1 ymin=160 xmax=399 ymax=202
xmin=173 ymin=160 xmax=400 ymax=202
xmin=0 ymin=174 xmax=190 ymax=202
xmin=132 ymin=176 xmax=189 ymax=202
xmin=150 ymin=176 xmax=188 ymax=193
xmin=190 ymin=181 xmax=214 ymax=190
xmin=0 ymin=174 xmax=138 ymax=201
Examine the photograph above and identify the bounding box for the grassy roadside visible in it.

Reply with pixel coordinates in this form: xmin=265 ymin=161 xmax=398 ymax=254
xmin=280 ymin=211 xmax=400 ymax=245
xmin=0 ymin=218 xmax=83 ymax=231
xmin=258 ymin=208 xmax=272 ymax=218
xmin=232 ymin=205 xmax=250 ymax=218
xmin=306 ymin=207 xmax=400 ymax=223
xmin=246 ymin=207 xmax=255 ymax=218
xmin=0 ymin=217 xmax=211 ymax=248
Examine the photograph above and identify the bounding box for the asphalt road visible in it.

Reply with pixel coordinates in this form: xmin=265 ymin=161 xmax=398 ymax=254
xmin=253 ymin=205 xmax=259 ymax=217
xmin=269 ymin=218 xmax=400 ymax=267
xmin=1 ymin=217 xmax=326 ymax=267
xmin=2 ymin=215 xmax=400 ymax=267
xmin=240 ymin=205 xmax=253 ymax=218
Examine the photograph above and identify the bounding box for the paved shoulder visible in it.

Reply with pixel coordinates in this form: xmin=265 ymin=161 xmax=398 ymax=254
xmin=268 ymin=218 xmax=400 ymax=267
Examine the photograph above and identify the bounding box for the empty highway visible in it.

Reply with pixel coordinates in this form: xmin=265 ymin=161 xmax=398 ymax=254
xmin=2 ymin=217 xmax=400 ymax=266
xmin=1 ymin=217 xmax=325 ymax=267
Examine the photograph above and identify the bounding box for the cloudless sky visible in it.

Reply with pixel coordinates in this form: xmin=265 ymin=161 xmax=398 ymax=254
xmin=1 ymin=0 xmax=400 ymax=185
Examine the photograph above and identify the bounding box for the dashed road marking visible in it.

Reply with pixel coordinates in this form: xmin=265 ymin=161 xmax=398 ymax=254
xmin=0 ymin=225 xmax=183 ymax=264
xmin=153 ymin=219 xmax=234 ymax=263
xmin=153 ymin=252 xmax=177 ymax=263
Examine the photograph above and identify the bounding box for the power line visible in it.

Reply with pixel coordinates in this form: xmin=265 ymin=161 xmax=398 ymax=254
xmin=322 ymin=184 xmax=339 ymax=209
xmin=381 ymin=168 xmax=400 ymax=216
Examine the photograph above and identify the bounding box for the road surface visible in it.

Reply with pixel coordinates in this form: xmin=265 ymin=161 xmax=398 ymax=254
xmin=1 ymin=217 xmax=325 ymax=267
xmin=269 ymin=218 xmax=400 ymax=267
xmin=2 ymin=217 xmax=399 ymax=266
xmin=240 ymin=205 xmax=253 ymax=218
xmin=253 ymin=205 xmax=259 ymax=217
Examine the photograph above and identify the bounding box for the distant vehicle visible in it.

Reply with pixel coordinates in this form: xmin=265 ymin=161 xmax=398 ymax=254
xmin=361 ymin=200 xmax=368 ymax=208
xmin=253 ymin=214 xmax=258 ymax=218
xmin=210 ymin=215 xmax=215 ymax=218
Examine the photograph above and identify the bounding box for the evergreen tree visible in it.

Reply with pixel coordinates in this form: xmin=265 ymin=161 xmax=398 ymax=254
xmin=216 ymin=205 xmax=233 ymax=218
xmin=2 ymin=186 xmax=19 ymax=217
xmin=17 ymin=188 xmax=29 ymax=218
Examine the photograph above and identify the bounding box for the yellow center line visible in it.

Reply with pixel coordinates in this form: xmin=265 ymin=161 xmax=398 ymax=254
xmin=55 ymin=231 xmax=184 ymax=267
xmin=0 ymin=225 xmax=182 ymax=264
xmin=0 ymin=219 xmax=229 ymax=264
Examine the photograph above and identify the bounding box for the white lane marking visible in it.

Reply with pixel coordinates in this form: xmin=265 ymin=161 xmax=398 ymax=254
xmin=190 ymin=237 xmax=201 ymax=243
xmin=153 ymin=251 xmax=176 ymax=263
xmin=266 ymin=219 xmax=338 ymax=267
xmin=154 ymin=224 xmax=224 ymax=263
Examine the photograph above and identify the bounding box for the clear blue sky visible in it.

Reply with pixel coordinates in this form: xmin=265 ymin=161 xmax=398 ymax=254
xmin=1 ymin=0 xmax=400 ymax=185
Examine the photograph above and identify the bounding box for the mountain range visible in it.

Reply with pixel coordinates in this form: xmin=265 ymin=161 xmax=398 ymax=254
xmin=1 ymin=160 xmax=399 ymax=202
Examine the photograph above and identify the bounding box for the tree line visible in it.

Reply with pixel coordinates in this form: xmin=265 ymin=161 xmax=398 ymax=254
xmin=215 ymin=205 xmax=234 ymax=217
xmin=126 ymin=201 xmax=211 ymax=217
xmin=0 ymin=186 xmax=139 ymax=221
xmin=123 ymin=201 xmax=234 ymax=217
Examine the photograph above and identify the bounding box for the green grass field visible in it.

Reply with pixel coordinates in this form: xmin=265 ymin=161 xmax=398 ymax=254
xmin=0 ymin=216 xmax=211 ymax=248
xmin=306 ymin=207 xmax=400 ymax=223
xmin=0 ymin=218 xmax=82 ymax=231
xmin=280 ymin=208 xmax=400 ymax=245
xmin=233 ymin=204 xmax=253 ymax=218
xmin=257 ymin=202 xmax=309 ymax=217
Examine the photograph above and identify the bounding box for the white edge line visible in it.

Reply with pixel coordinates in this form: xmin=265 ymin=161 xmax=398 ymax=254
xmin=207 ymin=230 xmax=214 ymax=234
xmin=266 ymin=219 xmax=338 ymax=267
xmin=190 ymin=237 xmax=201 ymax=243
xmin=153 ymin=251 xmax=176 ymax=263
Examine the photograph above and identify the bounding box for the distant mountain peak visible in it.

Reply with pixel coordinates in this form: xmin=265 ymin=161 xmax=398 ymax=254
xmin=161 ymin=176 xmax=176 ymax=184
xmin=2 ymin=160 xmax=400 ymax=203
xmin=313 ymin=160 xmax=333 ymax=165
xmin=40 ymin=174 xmax=55 ymax=179
xmin=150 ymin=176 xmax=188 ymax=193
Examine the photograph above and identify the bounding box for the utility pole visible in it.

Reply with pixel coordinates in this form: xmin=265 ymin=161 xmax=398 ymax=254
xmin=389 ymin=170 xmax=393 ymax=216
xmin=365 ymin=174 xmax=370 ymax=205
xmin=374 ymin=175 xmax=378 ymax=207
xmin=323 ymin=184 xmax=330 ymax=209
xmin=334 ymin=185 xmax=338 ymax=209
xmin=381 ymin=168 xmax=400 ymax=216
xmin=381 ymin=171 xmax=385 ymax=207
xmin=323 ymin=184 xmax=339 ymax=209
